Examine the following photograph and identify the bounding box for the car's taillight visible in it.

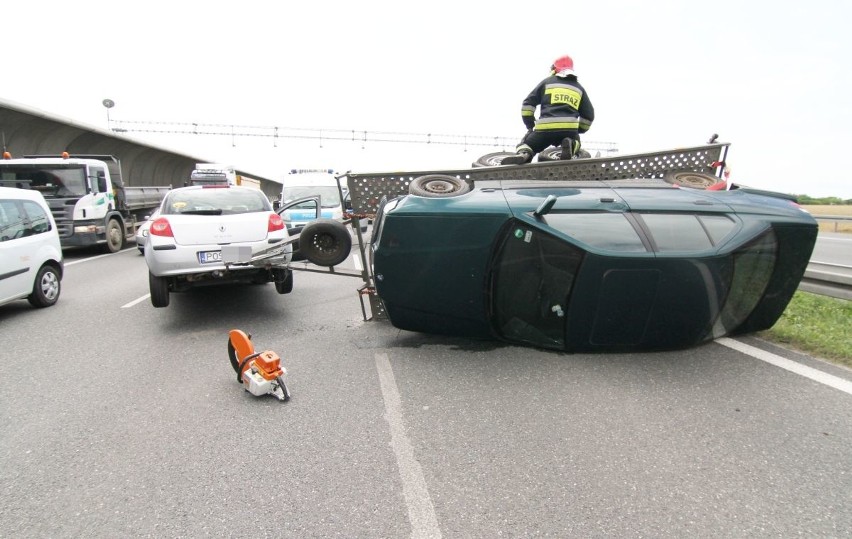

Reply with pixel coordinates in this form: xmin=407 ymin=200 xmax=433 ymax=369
xmin=268 ymin=213 xmax=284 ymax=232
xmin=150 ymin=217 xmax=174 ymax=237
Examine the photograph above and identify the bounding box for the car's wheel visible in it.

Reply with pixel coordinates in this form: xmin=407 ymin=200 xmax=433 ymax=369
xmin=538 ymin=147 xmax=592 ymax=161
xmin=299 ymin=218 xmax=352 ymax=267
xmin=149 ymin=272 xmax=170 ymax=308
xmin=105 ymin=218 xmax=124 ymax=253
xmin=663 ymin=171 xmax=722 ymax=189
xmin=538 ymin=147 xmax=562 ymax=161
xmin=409 ymin=175 xmax=471 ymax=197
xmin=27 ymin=264 xmax=61 ymax=308
xmin=274 ymin=269 xmax=293 ymax=294
xmin=472 ymin=151 xmax=516 ymax=167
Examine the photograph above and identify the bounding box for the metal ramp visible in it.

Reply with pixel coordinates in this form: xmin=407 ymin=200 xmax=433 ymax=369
xmin=339 ymin=142 xmax=730 ymax=321
xmin=345 ymin=142 xmax=729 ymax=215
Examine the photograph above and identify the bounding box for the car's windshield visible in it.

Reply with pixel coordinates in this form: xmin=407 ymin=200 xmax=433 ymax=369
xmin=162 ymin=188 xmax=271 ymax=215
xmin=0 ymin=165 xmax=88 ymax=197
xmin=281 ymin=186 xmax=341 ymax=208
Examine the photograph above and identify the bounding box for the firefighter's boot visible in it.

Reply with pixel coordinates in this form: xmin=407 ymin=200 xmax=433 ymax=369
xmin=560 ymin=137 xmax=579 ymax=160
xmin=501 ymin=149 xmax=533 ymax=165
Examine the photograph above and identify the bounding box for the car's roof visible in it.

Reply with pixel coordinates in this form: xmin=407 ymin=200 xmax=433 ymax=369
xmin=169 ymin=185 xmax=258 ymax=193
xmin=0 ymin=186 xmax=49 ymax=204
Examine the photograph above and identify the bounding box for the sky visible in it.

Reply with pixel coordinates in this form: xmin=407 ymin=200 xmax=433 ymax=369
xmin=4 ymin=0 xmax=852 ymax=198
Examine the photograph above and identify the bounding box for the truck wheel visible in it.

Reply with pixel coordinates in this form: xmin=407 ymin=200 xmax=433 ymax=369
xmin=409 ymin=175 xmax=471 ymax=197
xmin=663 ymin=171 xmax=722 ymax=189
xmin=105 ymin=218 xmax=125 ymax=253
xmin=27 ymin=264 xmax=61 ymax=308
xmin=299 ymin=219 xmax=352 ymax=267
xmin=472 ymin=151 xmax=516 ymax=167
xmin=149 ymin=272 xmax=170 ymax=307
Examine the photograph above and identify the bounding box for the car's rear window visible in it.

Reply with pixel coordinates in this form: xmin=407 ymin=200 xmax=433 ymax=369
xmin=162 ymin=188 xmax=271 ymax=215
xmin=712 ymin=230 xmax=778 ymax=336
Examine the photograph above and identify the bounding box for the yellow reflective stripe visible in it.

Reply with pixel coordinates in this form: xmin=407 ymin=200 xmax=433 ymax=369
xmin=521 ymin=110 xmax=535 ymax=117
xmin=535 ymin=121 xmax=580 ymax=130
xmin=544 ymin=87 xmax=582 ymax=108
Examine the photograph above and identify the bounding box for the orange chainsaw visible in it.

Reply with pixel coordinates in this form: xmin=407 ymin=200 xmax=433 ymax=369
xmin=228 ymin=329 xmax=290 ymax=402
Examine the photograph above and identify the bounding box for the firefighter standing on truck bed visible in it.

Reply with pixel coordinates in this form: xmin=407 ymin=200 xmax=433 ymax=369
xmin=501 ymin=55 xmax=595 ymax=165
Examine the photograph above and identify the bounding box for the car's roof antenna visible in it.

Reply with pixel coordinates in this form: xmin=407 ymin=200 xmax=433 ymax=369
xmin=533 ymin=194 xmax=557 ymax=217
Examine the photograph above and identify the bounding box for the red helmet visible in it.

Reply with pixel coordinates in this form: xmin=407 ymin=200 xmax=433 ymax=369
xmin=551 ymin=55 xmax=575 ymax=75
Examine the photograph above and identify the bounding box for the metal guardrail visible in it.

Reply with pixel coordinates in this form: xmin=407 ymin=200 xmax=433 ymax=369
xmin=813 ymin=215 xmax=852 ymax=233
xmin=803 ymin=217 xmax=852 ymax=300
xmin=801 ymin=261 xmax=852 ymax=301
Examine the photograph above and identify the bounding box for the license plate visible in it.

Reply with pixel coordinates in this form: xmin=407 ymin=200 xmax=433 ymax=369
xmin=198 ymin=250 xmax=222 ymax=264
xmin=221 ymin=245 xmax=252 ymax=263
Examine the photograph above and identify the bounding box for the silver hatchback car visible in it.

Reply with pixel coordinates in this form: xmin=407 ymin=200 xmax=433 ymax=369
xmin=144 ymin=185 xmax=293 ymax=308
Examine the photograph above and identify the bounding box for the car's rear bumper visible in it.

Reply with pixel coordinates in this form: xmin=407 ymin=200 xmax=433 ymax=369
xmin=146 ymin=241 xmax=292 ymax=277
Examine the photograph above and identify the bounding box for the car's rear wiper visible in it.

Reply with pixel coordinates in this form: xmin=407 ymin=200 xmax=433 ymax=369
xmin=181 ymin=209 xmax=223 ymax=215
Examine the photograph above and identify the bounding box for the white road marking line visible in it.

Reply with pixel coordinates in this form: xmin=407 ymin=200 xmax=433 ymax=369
xmin=374 ymin=353 xmax=442 ymax=539
xmin=64 ymin=248 xmax=135 ymax=267
xmin=122 ymin=294 xmax=150 ymax=309
xmin=352 ymin=253 xmax=363 ymax=272
xmin=717 ymin=338 xmax=852 ymax=396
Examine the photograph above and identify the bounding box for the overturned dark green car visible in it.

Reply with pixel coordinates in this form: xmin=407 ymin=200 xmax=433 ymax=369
xmin=367 ymin=177 xmax=817 ymax=352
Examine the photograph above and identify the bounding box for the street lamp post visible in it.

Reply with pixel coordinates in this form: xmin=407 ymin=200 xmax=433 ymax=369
xmin=102 ymin=99 xmax=115 ymax=130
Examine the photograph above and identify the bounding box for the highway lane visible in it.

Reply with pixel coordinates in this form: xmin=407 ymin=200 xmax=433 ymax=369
xmin=0 ymin=246 xmax=850 ymax=537
xmin=811 ymin=232 xmax=852 ymax=267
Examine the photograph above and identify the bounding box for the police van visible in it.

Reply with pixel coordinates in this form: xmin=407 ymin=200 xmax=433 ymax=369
xmin=0 ymin=186 xmax=64 ymax=309
xmin=279 ymin=169 xmax=345 ymax=231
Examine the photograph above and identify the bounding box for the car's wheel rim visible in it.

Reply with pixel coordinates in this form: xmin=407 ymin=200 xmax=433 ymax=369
xmin=424 ymin=180 xmax=457 ymax=194
xmin=41 ymin=272 xmax=59 ymax=300
xmin=313 ymin=234 xmax=338 ymax=253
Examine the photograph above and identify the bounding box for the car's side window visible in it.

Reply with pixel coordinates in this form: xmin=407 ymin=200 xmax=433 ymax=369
xmin=22 ymin=200 xmax=51 ymax=234
xmin=490 ymin=222 xmax=583 ymax=350
xmin=640 ymin=213 xmax=713 ymax=252
xmin=543 ymin=212 xmax=647 ymax=252
xmin=0 ymin=200 xmax=26 ymax=242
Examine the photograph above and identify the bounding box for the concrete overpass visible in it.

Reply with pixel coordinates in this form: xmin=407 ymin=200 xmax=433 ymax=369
xmin=0 ymin=98 xmax=282 ymax=200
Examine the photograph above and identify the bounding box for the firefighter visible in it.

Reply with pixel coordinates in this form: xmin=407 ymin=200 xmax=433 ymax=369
xmin=501 ymin=55 xmax=595 ymax=165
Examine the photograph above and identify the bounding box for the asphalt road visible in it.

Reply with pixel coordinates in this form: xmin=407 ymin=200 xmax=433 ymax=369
xmin=1 ymin=240 xmax=850 ymax=538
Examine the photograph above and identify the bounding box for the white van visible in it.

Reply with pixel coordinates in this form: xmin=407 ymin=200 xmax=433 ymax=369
xmin=0 ymin=186 xmax=64 ymax=308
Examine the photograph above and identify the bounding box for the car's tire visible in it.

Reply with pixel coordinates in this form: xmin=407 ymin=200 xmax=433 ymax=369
xmin=663 ymin=171 xmax=722 ymax=189
xmin=538 ymin=147 xmax=593 ymax=161
xmin=27 ymin=264 xmax=61 ymax=308
xmin=105 ymin=218 xmax=124 ymax=253
xmin=472 ymin=151 xmax=516 ymax=167
xmin=299 ymin=219 xmax=352 ymax=267
xmin=409 ymin=175 xmax=471 ymax=197
xmin=537 ymin=147 xmax=561 ymax=162
xmin=149 ymin=272 xmax=170 ymax=308
xmin=274 ymin=269 xmax=293 ymax=294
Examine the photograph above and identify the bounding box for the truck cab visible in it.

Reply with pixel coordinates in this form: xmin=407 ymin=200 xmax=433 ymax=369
xmin=0 ymin=152 xmax=168 ymax=252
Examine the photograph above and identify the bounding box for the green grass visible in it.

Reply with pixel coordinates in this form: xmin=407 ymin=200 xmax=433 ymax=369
xmin=759 ymin=291 xmax=852 ymax=368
